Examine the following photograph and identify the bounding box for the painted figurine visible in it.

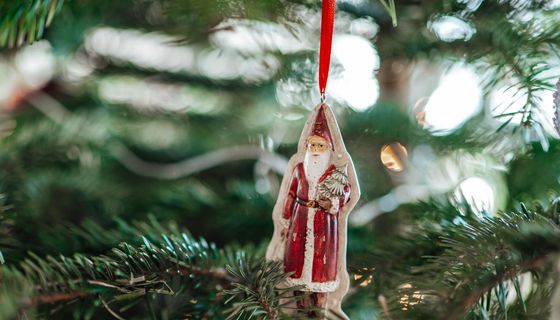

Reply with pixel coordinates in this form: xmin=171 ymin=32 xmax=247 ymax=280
xmin=266 ymin=104 xmax=360 ymax=319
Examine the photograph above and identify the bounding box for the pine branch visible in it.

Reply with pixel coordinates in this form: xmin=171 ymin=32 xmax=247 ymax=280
xmin=419 ymin=203 xmax=560 ymax=318
xmin=0 ymin=230 xmax=233 ymax=318
xmin=452 ymin=255 xmax=547 ymax=318
xmin=0 ymin=0 xmax=65 ymax=48
xmin=378 ymin=0 xmax=397 ymax=27
xmin=0 ymin=268 xmax=35 ymax=319
xmin=1 ymin=220 xmax=294 ymax=319
xmin=0 ymin=192 xmax=194 ymax=261
xmin=373 ymin=1 xmax=560 ymax=132
xmin=354 ymin=199 xmax=560 ymax=319
xmin=224 ymin=256 xmax=299 ymax=320
xmin=0 ymin=192 xmax=16 ymax=265
xmin=27 ymin=290 xmax=88 ymax=305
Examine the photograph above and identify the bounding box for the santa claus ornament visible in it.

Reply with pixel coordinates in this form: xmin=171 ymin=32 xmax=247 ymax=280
xmin=265 ymin=1 xmax=360 ymax=318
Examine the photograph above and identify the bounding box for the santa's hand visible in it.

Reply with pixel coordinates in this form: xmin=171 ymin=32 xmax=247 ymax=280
xmin=281 ymin=228 xmax=288 ymax=239
xmin=329 ymin=197 xmax=340 ymax=214
xmin=318 ymin=199 xmax=332 ymax=211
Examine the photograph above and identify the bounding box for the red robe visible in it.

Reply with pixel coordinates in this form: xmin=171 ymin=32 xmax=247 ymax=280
xmin=283 ymin=163 xmax=350 ymax=289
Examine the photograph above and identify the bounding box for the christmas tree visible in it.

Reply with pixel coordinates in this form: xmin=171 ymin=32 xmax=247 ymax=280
xmin=2 ymin=0 xmax=560 ymax=319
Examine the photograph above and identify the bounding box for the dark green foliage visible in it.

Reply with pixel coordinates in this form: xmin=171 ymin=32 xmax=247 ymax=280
xmin=349 ymin=200 xmax=560 ymax=319
xmin=2 ymin=0 xmax=560 ymax=319
xmin=0 ymin=217 xmax=301 ymax=319
xmin=0 ymin=224 xmax=230 ymax=319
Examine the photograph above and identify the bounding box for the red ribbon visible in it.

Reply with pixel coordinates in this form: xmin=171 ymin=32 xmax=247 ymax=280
xmin=319 ymin=0 xmax=336 ymax=97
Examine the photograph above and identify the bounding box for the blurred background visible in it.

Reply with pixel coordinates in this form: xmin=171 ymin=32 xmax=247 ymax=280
xmin=2 ymin=0 xmax=560 ymax=319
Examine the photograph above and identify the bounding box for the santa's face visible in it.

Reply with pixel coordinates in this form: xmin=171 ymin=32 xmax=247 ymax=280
xmin=307 ymin=135 xmax=328 ymax=155
xmin=304 ymin=135 xmax=331 ymax=181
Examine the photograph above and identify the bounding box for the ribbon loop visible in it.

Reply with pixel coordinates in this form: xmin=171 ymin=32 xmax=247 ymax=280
xmin=318 ymin=0 xmax=336 ymax=96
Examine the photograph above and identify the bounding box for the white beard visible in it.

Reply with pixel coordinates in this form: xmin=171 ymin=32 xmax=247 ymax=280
xmin=304 ymin=150 xmax=331 ymax=183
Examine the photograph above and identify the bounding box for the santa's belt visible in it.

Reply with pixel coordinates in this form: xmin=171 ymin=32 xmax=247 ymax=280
xmin=295 ymin=197 xmax=320 ymax=209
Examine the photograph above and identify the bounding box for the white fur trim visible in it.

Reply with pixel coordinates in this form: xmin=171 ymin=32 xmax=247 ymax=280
xmin=280 ymin=218 xmax=290 ymax=229
xmin=301 ymin=200 xmax=315 ymax=287
xmin=285 ymin=276 xmax=339 ymax=293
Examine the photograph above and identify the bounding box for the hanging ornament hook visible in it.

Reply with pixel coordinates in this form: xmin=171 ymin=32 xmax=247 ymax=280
xmin=320 ymin=91 xmax=326 ymax=104
xmin=318 ymin=0 xmax=336 ymax=100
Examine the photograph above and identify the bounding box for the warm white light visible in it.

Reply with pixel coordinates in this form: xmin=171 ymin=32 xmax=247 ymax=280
xmin=505 ymin=272 xmax=533 ymax=305
xmin=490 ymin=85 xmax=558 ymax=138
xmin=453 ymin=177 xmax=495 ymax=216
xmin=62 ymin=53 xmax=94 ymax=83
xmin=423 ymin=65 xmax=482 ymax=135
xmin=339 ymin=0 xmax=368 ymax=5
xmin=330 ymin=35 xmax=380 ymax=111
xmin=330 ymin=77 xmax=379 ymax=112
xmin=429 ymin=16 xmax=475 ymax=42
xmin=462 ymin=0 xmax=483 ymax=12
xmin=14 ymin=41 xmax=56 ymax=89
xmin=85 ymin=27 xmax=279 ymax=82
xmin=546 ymin=0 xmax=560 ymax=8
xmin=538 ymin=89 xmax=558 ymax=137
xmin=85 ymin=27 xmax=195 ymax=73
xmin=490 ymin=86 xmax=526 ymax=124
xmin=98 ymin=76 xmax=222 ymax=113
xmin=334 ymin=35 xmax=379 ymax=79
xmin=350 ymin=18 xmax=379 ymax=39
xmin=210 ymin=19 xmax=310 ymax=54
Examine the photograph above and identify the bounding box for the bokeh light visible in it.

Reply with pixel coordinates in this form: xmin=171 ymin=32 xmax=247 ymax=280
xmin=380 ymin=142 xmax=408 ymax=172
xmin=453 ymin=176 xmax=495 ymax=216
xmin=490 ymin=85 xmax=559 ymax=138
xmin=210 ymin=19 xmax=310 ymax=54
xmin=505 ymin=272 xmax=533 ymax=306
xmin=330 ymin=35 xmax=380 ymax=111
xmin=274 ymin=32 xmax=380 ymax=111
xmin=14 ymin=41 xmax=56 ymax=89
xmin=422 ymin=64 xmax=482 ymax=135
xmin=85 ymin=27 xmax=279 ymax=83
xmin=0 ymin=41 xmax=55 ymax=110
xmin=429 ymin=16 xmax=476 ymax=42
xmin=98 ymin=76 xmax=224 ymax=114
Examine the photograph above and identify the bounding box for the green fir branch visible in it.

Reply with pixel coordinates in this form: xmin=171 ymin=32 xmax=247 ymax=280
xmin=354 ymin=199 xmax=560 ymax=319
xmin=0 ymin=230 xmax=232 ymax=319
xmin=378 ymin=0 xmax=397 ymax=27
xmin=224 ymin=257 xmax=299 ymax=320
xmin=0 ymin=268 xmax=36 ymax=319
xmin=0 ymin=0 xmax=65 ymax=48
xmin=0 ymin=193 xmax=15 ymax=265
